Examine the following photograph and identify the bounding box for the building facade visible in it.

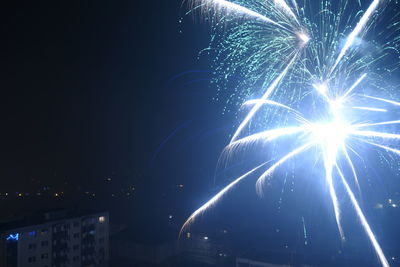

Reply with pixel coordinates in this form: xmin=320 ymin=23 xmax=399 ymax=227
xmin=0 ymin=211 xmax=109 ymax=267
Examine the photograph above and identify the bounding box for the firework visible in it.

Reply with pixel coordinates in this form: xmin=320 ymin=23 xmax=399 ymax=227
xmin=182 ymin=1 xmax=400 ymax=266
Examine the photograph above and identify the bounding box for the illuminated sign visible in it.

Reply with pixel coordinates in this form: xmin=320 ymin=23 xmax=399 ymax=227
xmin=6 ymin=233 xmax=19 ymax=241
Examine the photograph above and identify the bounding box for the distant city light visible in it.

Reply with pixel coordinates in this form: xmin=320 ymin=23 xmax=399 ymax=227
xmin=204 ymin=236 xmax=208 ymax=240
xmin=99 ymin=216 xmax=106 ymax=223
xmin=168 ymin=215 xmax=173 ymax=219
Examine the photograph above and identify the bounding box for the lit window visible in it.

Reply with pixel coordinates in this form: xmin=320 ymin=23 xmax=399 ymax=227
xmin=28 ymin=231 xmax=37 ymax=237
xmin=99 ymin=216 xmax=106 ymax=223
xmin=204 ymin=236 xmax=208 ymax=240
xmin=186 ymin=232 xmax=191 ymax=239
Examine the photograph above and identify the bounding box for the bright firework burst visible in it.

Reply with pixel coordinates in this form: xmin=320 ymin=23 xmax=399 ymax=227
xmin=181 ymin=1 xmax=400 ymax=266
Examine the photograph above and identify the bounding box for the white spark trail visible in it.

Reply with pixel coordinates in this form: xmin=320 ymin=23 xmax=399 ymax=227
xmin=194 ymin=0 xmax=289 ymax=30
xmin=342 ymin=145 xmax=361 ymax=193
xmin=273 ymin=0 xmax=300 ymax=25
xmin=256 ymin=142 xmax=314 ymax=195
xmin=331 ymin=0 xmax=380 ymax=73
xmin=364 ymin=95 xmax=400 ymax=106
xmin=221 ymin=127 xmax=305 ymax=168
xmin=242 ymin=99 xmax=295 ymax=112
xmin=313 ymin=83 xmax=331 ymax=104
xmin=229 ymin=127 xmax=305 ymax=147
xmin=242 ymin=99 xmax=309 ymax=123
xmin=355 ymin=120 xmax=400 ymax=128
xmin=323 ymin=147 xmax=345 ymax=240
xmin=351 ymin=107 xmax=387 ymax=112
xmin=360 ymin=139 xmax=400 ymax=156
xmin=290 ymin=0 xmax=299 ymax=16
xmin=336 ymin=165 xmax=389 ymax=267
xmin=231 ymin=53 xmax=299 ymax=143
xmin=180 ymin=162 xmax=268 ymax=236
xmin=351 ymin=130 xmax=400 ymax=140
xmin=326 ymin=164 xmax=345 ymax=239
xmin=342 ymin=73 xmax=368 ymax=100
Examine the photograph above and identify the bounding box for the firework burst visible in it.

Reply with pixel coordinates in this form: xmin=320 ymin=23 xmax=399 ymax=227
xmin=181 ymin=1 xmax=400 ymax=266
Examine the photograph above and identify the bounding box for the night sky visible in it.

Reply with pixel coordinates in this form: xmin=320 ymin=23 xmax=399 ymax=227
xmin=0 ymin=0 xmax=224 ymax=188
xmin=0 ymin=0 xmax=233 ymax=245
xmin=2 ymin=0 xmax=400 ymax=265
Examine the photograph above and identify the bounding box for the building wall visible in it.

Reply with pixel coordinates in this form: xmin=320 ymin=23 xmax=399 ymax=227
xmin=18 ymin=227 xmax=52 ymax=267
xmin=0 ymin=212 xmax=109 ymax=267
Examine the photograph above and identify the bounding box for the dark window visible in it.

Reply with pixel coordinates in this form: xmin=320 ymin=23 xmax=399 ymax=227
xmin=73 ymin=233 xmax=79 ymax=238
xmin=41 ymin=253 xmax=48 ymax=259
xmin=28 ymin=256 xmax=36 ymax=263
xmin=73 ymin=244 xmax=80 ymax=250
xmin=73 ymin=222 xmax=80 ymax=227
xmin=28 ymin=243 xmax=36 ymax=249
xmin=41 ymin=240 xmax=49 ymax=247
